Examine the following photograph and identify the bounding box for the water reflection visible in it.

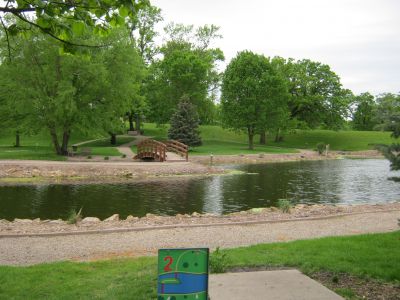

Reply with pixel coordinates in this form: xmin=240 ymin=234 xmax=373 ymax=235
xmin=0 ymin=159 xmax=399 ymax=220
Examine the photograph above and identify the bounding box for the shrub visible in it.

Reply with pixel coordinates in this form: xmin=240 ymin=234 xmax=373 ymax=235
xmin=277 ymin=199 xmax=292 ymax=213
xmin=104 ymin=156 xmax=109 ymax=160
xmin=87 ymin=155 xmax=92 ymax=159
xmin=210 ymin=247 xmax=229 ymax=273
xmin=121 ymin=154 xmax=127 ymax=158
xmin=67 ymin=207 xmax=83 ymax=224
xmin=316 ymin=142 xmax=326 ymax=155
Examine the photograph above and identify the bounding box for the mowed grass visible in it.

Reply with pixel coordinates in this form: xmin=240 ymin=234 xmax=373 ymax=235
xmin=0 ymin=133 xmax=133 ymax=160
xmin=0 ymin=232 xmax=398 ymax=299
xmin=0 ymin=124 xmax=395 ymax=160
xmin=142 ymin=123 xmax=395 ymax=153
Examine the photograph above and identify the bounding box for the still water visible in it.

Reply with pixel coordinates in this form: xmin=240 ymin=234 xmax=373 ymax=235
xmin=0 ymin=159 xmax=399 ymax=220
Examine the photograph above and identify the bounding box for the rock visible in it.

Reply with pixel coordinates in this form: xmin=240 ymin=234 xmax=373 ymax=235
xmin=250 ymin=208 xmax=265 ymax=214
xmin=191 ymin=212 xmax=200 ymax=217
xmin=104 ymin=214 xmax=119 ymax=222
xmin=176 ymin=214 xmax=184 ymax=218
xmin=81 ymin=217 xmax=101 ymax=223
xmin=126 ymin=215 xmax=139 ymax=222
xmin=13 ymin=218 xmax=33 ymax=224
xmin=239 ymin=210 xmax=248 ymax=215
xmin=49 ymin=219 xmax=65 ymax=225
xmin=145 ymin=213 xmax=156 ymax=218
xmin=202 ymin=213 xmax=218 ymax=217
xmin=33 ymin=218 xmax=41 ymax=222
xmin=295 ymin=204 xmax=308 ymax=210
xmin=183 ymin=214 xmax=191 ymax=218
xmin=270 ymin=207 xmax=279 ymax=212
xmin=0 ymin=219 xmax=10 ymax=224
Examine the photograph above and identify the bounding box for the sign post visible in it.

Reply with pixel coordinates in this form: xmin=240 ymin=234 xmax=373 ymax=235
xmin=157 ymin=248 xmax=209 ymax=300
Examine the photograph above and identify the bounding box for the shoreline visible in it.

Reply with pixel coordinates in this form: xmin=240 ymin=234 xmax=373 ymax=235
xmin=0 ymin=203 xmax=399 ymax=266
xmin=1 ymin=202 xmax=399 ymax=237
xmin=0 ymin=150 xmax=383 ymax=184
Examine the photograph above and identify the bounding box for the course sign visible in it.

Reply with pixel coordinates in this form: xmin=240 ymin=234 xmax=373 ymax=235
xmin=157 ymin=248 xmax=209 ymax=300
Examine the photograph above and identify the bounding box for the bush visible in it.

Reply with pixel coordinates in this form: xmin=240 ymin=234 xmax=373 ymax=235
xmin=121 ymin=154 xmax=127 ymax=158
xmin=104 ymin=156 xmax=109 ymax=160
xmin=87 ymin=155 xmax=92 ymax=159
xmin=210 ymin=247 xmax=229 ymax=273
xmin=277 ymin=199 xmax=292 ymax=213
xmin=316 ymin=142 xmax=326 ymax=155
xmin=67 ymin=207 xmax=83 ymax=224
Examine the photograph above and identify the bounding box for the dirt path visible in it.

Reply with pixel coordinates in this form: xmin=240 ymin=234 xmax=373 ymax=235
xmin=116 ymin=135 xmax=149 ymax=158
xmin=0 ymin=209 xmax=398 ymax=266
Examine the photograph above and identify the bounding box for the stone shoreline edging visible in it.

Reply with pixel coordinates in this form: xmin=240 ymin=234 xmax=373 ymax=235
xmin=1 ymin=208 xmax=399 ymax=239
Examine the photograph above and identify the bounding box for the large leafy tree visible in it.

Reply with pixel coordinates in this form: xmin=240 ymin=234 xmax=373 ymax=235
xmin=375 ymin=93 xmax=400 ymax=171
xmin=352 ymin=92 xmax=377 ymax=131
xmin=0 ymin=0 xmax=149 ymax=54
xmin=374 ymin=93 xmax=400 ymax=171
xmin=0 ymin=28 xmax=143 ymax=155
xmin=146 ymin=23 xmax=224 ymax=125
xmin=221 ymin=51 xmax=288 ymax=150
xmin=126 ymin=4 xmax=162 ymax=132
xmin=287 ymin=59 xmax=350 ymax=129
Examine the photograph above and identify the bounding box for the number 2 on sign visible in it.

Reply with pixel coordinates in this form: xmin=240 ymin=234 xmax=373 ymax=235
xmin=164 ymin=256 xmax=173 ymax=272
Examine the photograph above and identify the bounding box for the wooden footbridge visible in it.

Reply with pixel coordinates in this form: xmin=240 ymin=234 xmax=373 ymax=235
xmin=134 ymin=139 xmax=188 ymax=162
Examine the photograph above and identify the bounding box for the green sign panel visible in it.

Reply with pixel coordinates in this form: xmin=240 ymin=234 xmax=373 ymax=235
xmin=157 ymin=248 xmax=209 ymax=300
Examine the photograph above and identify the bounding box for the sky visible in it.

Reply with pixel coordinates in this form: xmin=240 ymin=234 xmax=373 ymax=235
xmin=151 ymin=0 xmax=400 ymax=95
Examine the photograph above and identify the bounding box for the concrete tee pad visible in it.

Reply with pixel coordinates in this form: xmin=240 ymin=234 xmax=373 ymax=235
xmin=209 ymin=269 xmax=344 ymax=300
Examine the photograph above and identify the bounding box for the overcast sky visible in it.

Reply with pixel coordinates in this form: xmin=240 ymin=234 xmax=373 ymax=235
xmin=151 ymin=0 xmax=399 ymax=95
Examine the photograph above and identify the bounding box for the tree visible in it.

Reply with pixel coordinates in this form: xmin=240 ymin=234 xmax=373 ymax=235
xmin=221 ymin=51 xmax=288 ymax=150
xmin=0 ymin=0 xmax=149 ymax=55
xmin=127 ymin=4 xmax=162 ymax=132
xmin=168 ymin=97 xmax=202 ymax=147
xmin=286 ymin=59 xmax=350 ymax=129
xmin=352 ymin=92 xmax=377 ymax=130
xmin=0 ymin=28 xmax=143 ymax=155
xmin=374 ymin=93 xmax=400 ymax=131
xmin=146 ymin=23 xmax=224 ymax=125
xmin=375 ymin=93 xmax=400 ymax=171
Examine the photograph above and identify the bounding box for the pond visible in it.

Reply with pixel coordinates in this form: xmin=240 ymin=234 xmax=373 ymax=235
xmin=0 ymin=159 xmax=399 ymax=220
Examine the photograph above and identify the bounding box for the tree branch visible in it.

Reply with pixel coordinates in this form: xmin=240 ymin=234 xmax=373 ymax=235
xmin=12 ymin=12 xmax=110 ymax=48
xmin=0 ymin=16 xmax=12 ymax=62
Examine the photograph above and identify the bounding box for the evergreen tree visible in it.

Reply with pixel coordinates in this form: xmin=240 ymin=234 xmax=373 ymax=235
xmin=168 ymin=98 xmax=202 ymax=147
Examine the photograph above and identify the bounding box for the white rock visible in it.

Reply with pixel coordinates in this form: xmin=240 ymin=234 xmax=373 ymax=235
xmin=126 ymin=215 xmax=139 ymax=222
xmin=0 ymin=219 xmax=10 ymax=224
xmin=81 ymin=217 xmax=101 ymax=223
xmin=104 ymin=214 xmax=119 ymax=222
xmin=49 ymin=219 xmax=65 ymax=225
xmin=145 ymin=213 xmax=156 ymax=218
xmin=13 ymin=218 xmax=33 ymax=224
xmin=191 ymin=212 xmax=200 ymax=217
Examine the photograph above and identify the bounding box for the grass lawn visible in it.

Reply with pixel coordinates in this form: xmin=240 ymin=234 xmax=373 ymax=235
xmin=0 ymin=133 xmax=133 ymax=160
xmin=76 ymin=136 xmax=135 ymax=157
xmin=142 ymin=123 xmax=395 ymax=153
xmin=0 ymin=231 xmax=398 ymax=299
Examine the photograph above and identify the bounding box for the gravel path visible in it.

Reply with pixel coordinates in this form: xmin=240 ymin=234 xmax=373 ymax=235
xmin=1 ymin=210 xmax=398 ymax=266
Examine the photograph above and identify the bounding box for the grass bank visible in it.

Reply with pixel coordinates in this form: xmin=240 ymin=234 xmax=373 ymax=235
xmin=142 ymin=123 xmax=394 ymax=153
xmin=0 ymin=231 xmax=398 ymax=299
xmin=0 ymin=133 xmax=134 ymax=160
xmin=0 ymin=125 xmax=394 ymax=160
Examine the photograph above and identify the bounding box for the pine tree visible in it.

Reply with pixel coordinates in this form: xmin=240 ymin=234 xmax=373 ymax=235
xmin=168 ymin=98 xmax=202 ymax=147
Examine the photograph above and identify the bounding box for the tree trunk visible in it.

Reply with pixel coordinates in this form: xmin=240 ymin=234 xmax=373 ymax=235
xmin=259 ymin=130 xmax=266 ymax=145
xmin=15 ymin=131 xmax=20 ymax=147
xmin=110 ymin=133 xmax=117 ymax=145
xmin=128 ymin=112 xmax=135 ymax=131
xmin=50 ymin=128 xmax=62 ymax=155
xmin=248 ymin=127 xmax=254 ymax=150
xmin=275 ymin=128 xmax=281 ymax=142
xmin=61 ymin=130 xmax=70 ymax=155
xmin=135 ymin=114 xmax=141 ymax=133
